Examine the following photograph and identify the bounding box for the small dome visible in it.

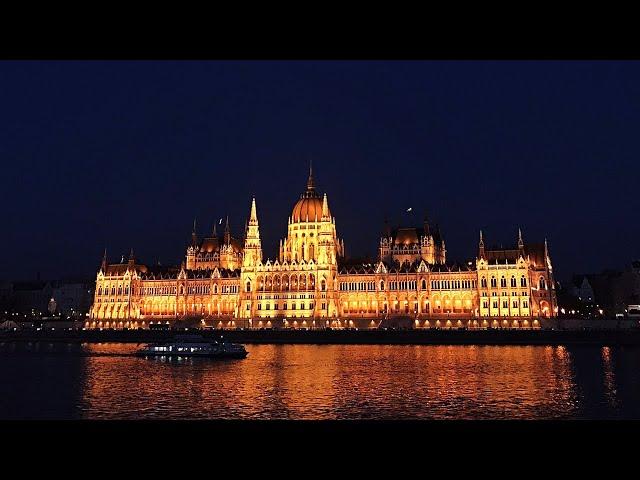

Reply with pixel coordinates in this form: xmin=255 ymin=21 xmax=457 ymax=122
xmin=394 ymin=228 xmax=420 ymax=245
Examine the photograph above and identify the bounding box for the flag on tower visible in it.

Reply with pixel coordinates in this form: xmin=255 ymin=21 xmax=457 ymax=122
xmin=406 ymin=207 xmax=412 ymax=212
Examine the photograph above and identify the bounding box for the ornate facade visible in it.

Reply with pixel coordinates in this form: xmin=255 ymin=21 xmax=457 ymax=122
xmin=88 ymin=168 xmax=557 ymax=329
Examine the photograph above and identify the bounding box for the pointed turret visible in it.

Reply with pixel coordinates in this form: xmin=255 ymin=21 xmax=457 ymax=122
xmin=101 ymin=248 xmax=107 ymax=271
xmin=479 ymin=230 xmax=485 ymax=259
xmin=212 ymin=222 xmax=217 ymax=237
xmin=223 ymin=216 xmax=231 ymax=245
xmin=242 ymin=198 xmax=262 ymax=268
xmin=249 ymin=197 xmax=258 ymax=226
xmin=128 ymin=248 xmax=135 ymax=265
xmin=518 ymin=228 xmax=525 ymax=254
xmin=383 ymin=217 xmax=392 ymax=237
xmin=434 ymin=223 xmax=443 ymax=243
xmin=321 ymin=193 xmax=330 ymax=221
xmin=306 ymin=160 xmax=315 ymax=192
xmin=191 ymin=218 xmax=198 ymax=246
xmin=423 ymin=213 xmax=430 ymax=236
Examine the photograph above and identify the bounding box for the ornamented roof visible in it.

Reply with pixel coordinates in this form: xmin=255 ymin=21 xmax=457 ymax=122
xmin=484 ymin=243 xmax=545 ymax=266
xmin=291 ymin=166 xmax=330 ymax=223
xmin=385 ymin=226 xmax=444 ymax=245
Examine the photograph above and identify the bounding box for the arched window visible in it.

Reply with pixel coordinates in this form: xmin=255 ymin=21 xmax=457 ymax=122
xmin=421 ymin=279 xmax=427 ymax=290
xmin=213 ymin=284 xmax=218 ymax=294
xmin=246 ymin=281 xmax=251 ymax=292
xmin=98 ymin=287 xmax=102 ymax=295
xmin=380 ymin=280 xmax=385 ymax=290
xmin=321 ymin=279 xmax=326 ymax=291
xmin=309 ymin=244 xmax=315 ymax=259
xmin=180 ymin=285 xmax=184 ymax=295
xmin=500 ymin=277 xmax=506 ymax=288
xmin=481 ymin=277 xmax=487 ymax=288
xmin=510 ymin=277 xmax=516 ymax=288
xmin=520 ymin=276 xmax=527 ymax=287
xmin=539 ymin=277 xmax=546 ymax=290
xmin=490 ymin=277 xmax=497 ymax=288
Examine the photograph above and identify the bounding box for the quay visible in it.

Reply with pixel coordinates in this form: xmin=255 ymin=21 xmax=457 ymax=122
xmin=2 ymin=325 xmax=640 ymax=346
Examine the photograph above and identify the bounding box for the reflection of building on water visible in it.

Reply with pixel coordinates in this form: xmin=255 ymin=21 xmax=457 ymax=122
xmin=77 ymin=345 xmax=582 ymax=420
xmin=88 ymin=167 xmax=557 ymax=330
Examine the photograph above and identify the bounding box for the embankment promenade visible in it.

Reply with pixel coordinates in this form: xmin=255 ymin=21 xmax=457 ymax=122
xmin=2 ymin=326 xmax=640 ymax=346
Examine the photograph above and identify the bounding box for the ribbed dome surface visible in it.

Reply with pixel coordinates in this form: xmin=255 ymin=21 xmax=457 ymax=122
xmin=291 ymin=166 xmax=330 ymax=222
xmin=292 ymin=195 xmax=325 ymax=223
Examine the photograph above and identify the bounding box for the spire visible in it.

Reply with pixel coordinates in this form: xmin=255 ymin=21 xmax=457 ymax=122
xmin=128 ymin=248 xmax=135 ymax=265
xmin=518 ymin=227 xmax=524 ymax=252
xmin=306 ymin=161 xmax=315 ymax=192
xmin=224 ymin=215 xmax=231 ymax=244
xmin=423 ymin=212 xmax=430 ymax=236
xmin=101 ymin=248 xmax=107 ymax=271
xmin=212 ymin=222 xmax=217 ymax=237
xmin=321 ymin=193 xmax=330 ymax=220
xmin=243 ymin=200 xmax=262 ymax=268
xmin=434 ymin=223 xmax=442 ymax=242
xmin=479 ymin=230 xmax=485 ymax=259
xmin=249 ymin=197 xmax=258 ymax=226
xmin=383 ymin=217 xmax=391 ymax=237
xmin=191 ymin=218 xmax=198 ymax=246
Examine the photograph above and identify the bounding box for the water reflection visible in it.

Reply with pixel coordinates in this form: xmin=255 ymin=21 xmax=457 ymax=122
xmin=1 ymin=343 xmax=640 ymax=419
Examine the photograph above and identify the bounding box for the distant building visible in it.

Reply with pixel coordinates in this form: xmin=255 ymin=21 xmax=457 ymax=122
xmin=2 ymin=279 xmax=93 ymax=318
xmin=570 ymin=275 xmax=595 ymax=303
xmin=12 ymin=281 xmax=53 ymax=314
xmin=613 ymin=261 xmax=640 ymax=314
xmin=561 ymin=260 xmax=640 ymax=316
xmin=0 ymin=281 xmax=13 ymax=312
xmin=51 ymin=281 xmax=94 ymax=318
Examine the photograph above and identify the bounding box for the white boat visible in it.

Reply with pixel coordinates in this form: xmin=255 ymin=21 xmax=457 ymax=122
xmin=136 ymin=334 xmax=248 ymax=359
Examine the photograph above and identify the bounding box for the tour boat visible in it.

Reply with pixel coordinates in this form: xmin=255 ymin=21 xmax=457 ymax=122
xmin=136 ymin=334 xmax=248 ymax=359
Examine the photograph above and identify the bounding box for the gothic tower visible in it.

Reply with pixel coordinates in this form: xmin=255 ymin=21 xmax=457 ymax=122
xmin=243 ymin=197 xmax=263 ymax=268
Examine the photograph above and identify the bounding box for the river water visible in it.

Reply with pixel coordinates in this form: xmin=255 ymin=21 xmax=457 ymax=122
xmin=1 ymin=342 xmax=639 ymax=419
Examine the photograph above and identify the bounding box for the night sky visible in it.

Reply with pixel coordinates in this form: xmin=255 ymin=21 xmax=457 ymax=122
xmin=1 ymin=61 xmax=639 ymax=283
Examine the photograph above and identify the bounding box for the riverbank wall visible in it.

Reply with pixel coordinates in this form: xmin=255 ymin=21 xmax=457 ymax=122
xmin=2 ymin=326 xmax=640 ymax=346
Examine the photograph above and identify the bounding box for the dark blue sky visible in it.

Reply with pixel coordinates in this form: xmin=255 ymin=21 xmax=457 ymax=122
xmin=1 ymin=61 xmax=639 ymax=282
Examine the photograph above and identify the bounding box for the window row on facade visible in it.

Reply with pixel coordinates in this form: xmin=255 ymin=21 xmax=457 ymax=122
xmin=254 ymin=301 xmax=319 ymax=311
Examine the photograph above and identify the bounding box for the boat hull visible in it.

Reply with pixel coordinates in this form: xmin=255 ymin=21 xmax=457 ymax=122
xmin=135 ymin=351 xmax=248 ymax=359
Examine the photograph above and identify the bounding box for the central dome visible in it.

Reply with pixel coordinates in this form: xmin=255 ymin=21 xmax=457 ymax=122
xmin=290 ymin=166 xmax=330 ymax=223
xmin=292 ymin=193 xmax=324 ymax=223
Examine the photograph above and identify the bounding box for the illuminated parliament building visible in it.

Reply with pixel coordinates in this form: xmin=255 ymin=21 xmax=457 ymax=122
xmin=88 ymin=168 xmax=557 ymax=330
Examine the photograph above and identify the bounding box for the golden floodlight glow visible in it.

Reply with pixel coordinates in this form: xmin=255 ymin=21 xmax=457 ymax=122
xmin=88 ymin=172 xmax=557 ymax=330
